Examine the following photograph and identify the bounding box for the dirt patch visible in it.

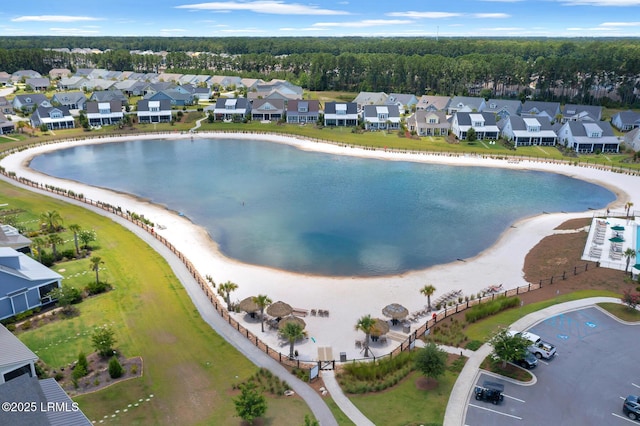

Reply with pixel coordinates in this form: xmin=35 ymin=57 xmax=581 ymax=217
xmin=554 ymin=217 xmax=592 ymax=230
xmin=48 ymin=352 xmax=143 ymax=396
xmin=415 ymin=376 xmax=438 ymax=391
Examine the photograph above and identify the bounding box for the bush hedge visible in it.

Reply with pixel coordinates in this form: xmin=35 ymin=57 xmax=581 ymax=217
xmin=464 ymin=296 xmax=520 ymax=323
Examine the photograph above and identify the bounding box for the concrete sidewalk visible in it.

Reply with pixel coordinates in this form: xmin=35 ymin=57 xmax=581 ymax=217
xmin=443 ymin=296 xmax=621 ymax=426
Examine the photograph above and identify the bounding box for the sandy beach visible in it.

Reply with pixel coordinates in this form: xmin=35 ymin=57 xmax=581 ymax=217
xmin=1 ymin=132 xmax=638 ymax=361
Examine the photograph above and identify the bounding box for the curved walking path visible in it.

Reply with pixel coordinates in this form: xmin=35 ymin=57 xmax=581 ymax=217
xmin=0 ymin=174 xmax=338 ymax=426
xmin=443 ymin=296 xmax=622 ymax=426
xmin=322 ymin=371 xmax=375 ymax=426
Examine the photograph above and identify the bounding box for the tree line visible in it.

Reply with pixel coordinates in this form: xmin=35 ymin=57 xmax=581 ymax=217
xmin=1 ymin=37 xmax=639 ymax=107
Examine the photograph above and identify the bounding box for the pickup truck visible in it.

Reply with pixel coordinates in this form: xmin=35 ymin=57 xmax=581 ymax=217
xmin=508 ymin=330 xmax=557 ymax=359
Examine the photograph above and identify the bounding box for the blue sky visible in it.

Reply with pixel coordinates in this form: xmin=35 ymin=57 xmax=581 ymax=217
xmin=1 ymin=0 xmax=640 ymax=38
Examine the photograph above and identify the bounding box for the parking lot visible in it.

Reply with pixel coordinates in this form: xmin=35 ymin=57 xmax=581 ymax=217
xmin=465 ymin=307 xmax=640 ymax=425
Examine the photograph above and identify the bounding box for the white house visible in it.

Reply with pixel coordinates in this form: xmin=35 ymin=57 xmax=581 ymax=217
xmin=212 ymin=98 xmax=251 ymax=121
xmin=30 ymin=106 xmax=75 ymax=130
xmin=137 ymin=99 xmax=172 ymax=123
xmin=406 ymin=110 xmax=449 ymax=136
xmin=86 ymin=100 xmax=124 ymax=126
xmin=451 ymin=112 xmax=499 ymax=140
xmin=500 ymin=116 xmax=557 ymax=147
xmin=362 ymin=104 xmax=401 ymax=131
xmin=557 ymin=120 xmax=620 ymax=153
xmin=323 ymin=102 xmax=358 ymax=127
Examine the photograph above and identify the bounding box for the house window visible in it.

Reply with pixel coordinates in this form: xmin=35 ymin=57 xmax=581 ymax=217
xmin=473 ymin=121 xmax=483 ymax=127
xmin=51 ymin=111 xmax=62 ymax=118
xmin=378 ymin=113 xmax=388 ymax=121
xmin=336 ymin=104 xmax=347 ymax=115
xmin=428 ymin=118 xmax=437 ymax=124
xmin=298 ymin=106 xmax=308 ymax=112
xmin=99 ymin=108 xmax=110 ymax=114
xmin=150 ymin=107 xmax=159 ymax=112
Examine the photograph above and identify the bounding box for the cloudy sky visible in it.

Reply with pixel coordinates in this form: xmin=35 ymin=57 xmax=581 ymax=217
xmin=1 ymin=0 xmax=640 ymax=38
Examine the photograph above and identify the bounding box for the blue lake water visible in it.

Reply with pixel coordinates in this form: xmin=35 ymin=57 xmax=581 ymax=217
xmin=29 ymin=138 xmax=616 ymax=276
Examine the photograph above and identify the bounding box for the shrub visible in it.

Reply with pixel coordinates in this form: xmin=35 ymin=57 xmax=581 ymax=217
xmin=21 ymin=320 xmax=32 ymax=330
xmin=54 ymin=372 xmax=64 ymax=381
xmin=85 ymin=280 xmax=112 ymax=296
xmin=108 ymin=356 xmax=123 ymax=379
xmin=465 ymin=296 xmax=520 ymax=323
xmin=130 ymin=364 xmax=138 ymax=375
xmin=61 ymin=249 xmax=76 ymax=259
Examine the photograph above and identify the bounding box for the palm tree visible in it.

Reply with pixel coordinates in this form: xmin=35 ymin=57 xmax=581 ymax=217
xmin=420 ymin=284 xmax=437 ymax=312
xmin=31 ymin=237 xmax=45 ymax=263
xmin=217 ymin=281 xmax=238 ymax=310
xmin=625 ymin=201 xmax=635 ymax=217
xmin=252 ymin=294 xmax=272 ymax=332
xmin=279 ymin=322 xmax=306 ymax=359
xmin=47 ymin=233 xmax=64 ymax=260
xmin=624 ymin=248 xmax=637 ymax=276
xmin=68 ymin=224 xmax=81 ymax=255
xmin=40 ymin=210 xmax=63 ymax=233
xmin=90 ymin=256 xmax=103 ymax=284
xmin=355 ymin=314 xmax=376 ymax=357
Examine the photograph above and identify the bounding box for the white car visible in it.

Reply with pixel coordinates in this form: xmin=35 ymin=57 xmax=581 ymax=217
xmin=508 ymin=330 xmax=557 ymax=359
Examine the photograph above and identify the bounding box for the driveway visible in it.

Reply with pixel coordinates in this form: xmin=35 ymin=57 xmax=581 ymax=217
xmin=464 ymin=306 xmax=640 ymax=425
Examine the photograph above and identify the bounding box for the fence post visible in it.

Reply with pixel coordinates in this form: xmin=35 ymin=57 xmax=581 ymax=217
xmin=562 ymin=271 xmax=566 ymax=280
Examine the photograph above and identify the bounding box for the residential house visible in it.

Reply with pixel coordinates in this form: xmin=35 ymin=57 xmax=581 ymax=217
xmin=51 ymin=92 xmax=87 ymax=110
xmin=611 ymin=110 xmax=640 ymax=131
xmin=157 ymin=73 xmax=182 ymax=83
xmin=25 ymin=78 xmax=50 ymax=92
xmin=251 ymin=99 xmax=285 ymax=121
xmin=0 ymin=97 xmax=12 ymax=114
xmin=209 ymin=75 xmax=243 ymax=90
xmin=481 ymin=99 xmax=522 ymax=120
xmin=114 ymin=80 xmax=147 ymax=97
xmin=57 ymin=76 xmax=87 ymax=91
xmin=212 ymin=98 xmax=251 ymax=121
xmin=0 ymin=72 xmax=11 ymax=86
xmin=192 ymin=86 xmax=211 ymax=101
xmin=11 ymin=70 xmax=41 ymax=83
xmin=561 ymin=104 xmax=602 ymax=123
xmin=447 ymin=96 xmax=486 ymax=115
xmin=286 ymin=100 xmax=320 ymax=124
xmin=30 ymin=106 xmax=75 ymax=130
xmin=86 ymin=100 xmax=124 ymax=126
xmin=624 ymin=127 xmax=640 ymax=151
xmin=240 ymin=78 xmax=263 ymax=91
xmin=0 ymin=375 xmax=92 ymax=425
xmin=323 ymin=102 xmax=358 ymax=127
xmin=0 ymin=112 xmax=15 ymax=135
xmin=362 ymin=104 xmax=401 ymax=131
xmin=520 ymin=101 xmax=561 ymax=122
xmin=0 ymin=224 xmax=31 ymax=252
xmin=90 ymin=90 xmax=128 ymax=106
xmin=178 ymin=74 xmax=197 ymax=85
xmin=385 ymin=93 xmax=418 ymax=115
xmin=191 ymin=75 xmax=212 ymax=86
xmin=451 ymin=112 xmax=499 ymax=140
xmin=0 ymin=247 xmax=62 ymax=321
xmin=144 ymin=89 xmax=194 ymax=106
xmin=557 ymin=120 xmax=620 ymax=153
xmin=353 ymin=92 xmax=388 ymax=112
xmin=500 ymin=116 xmax=557 ymax=147
xmin=248 ymin=80 xmax=303 ymax=102
xmin=48 ymin=68 xmax=71 ymax=79
xmin=406 ymin=110 xmax=449 ymax=136
xmin=80 ymin=78 xmax=116 ymax=91
xmin=137 ymin=99 xmax=172 ymax=123
xmin=416 ymin=95 xmax=450 ymax=112
xmin=0 ymin=324 xmax=38 ymax=383
xmin=12 ymin=94 xmax=50 ymax=113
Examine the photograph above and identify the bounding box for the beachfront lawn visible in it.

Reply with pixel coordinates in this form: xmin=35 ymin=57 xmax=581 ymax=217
xmin=348 ymin=368 xmax=457 ymax=426
xmin=1 ymin=180 xmax=315 ymax=425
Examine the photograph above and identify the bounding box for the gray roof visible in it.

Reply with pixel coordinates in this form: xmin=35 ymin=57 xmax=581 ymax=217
xmin=362 ymin=104 xmax=401 ymax=118
xmin=614 ymin=110 xmax=640 ymax=126
xmin=565 ymin=120 xmax=615 ymax=137
xmin=13 ymin=94 xmax=49 ymax=106
xmin=454 ymin=111 xmax=497 ymax=126
xmin=213 ymin=97 xmax=250 ymax=109
xmin=86 ymin=100 xmax=121 ymax=114
xmin=0 ymin=224 xmax=31 ymax=250
xmin=324 ymin=102 xmax=358 ymax=115
xmin=0 ymin=324 xmax=38 ymax=369
xmin=52 ymin=92 xmax=86 ymax=105
xmin=506 ymin=115 xmax=554 ymax=131
xmin=521 ymin=101 xmax=561 ymax=118
xmin=449 ymin=96 xmax=485 ymax=111
xmin=252 ymin=99 xmax=285 ymax=112
xmin=483 ymin=99 xmax=522 ymax=116
xmin=353 ymin=92 xmax=388 ymax=107
xmin=90 ymin=90 xmax=127 ymax=103
xmin=137 ymin=99 xmax=172 ymax=111
xmin=386 ymin=93 xmax=417 ymax=106
xmin=25 ymin=78 xmax=50 ymax=88
xmin=562 ymin=104 xmax=602 ymax=121
xmin=0 ymin=375 xmax=92 ymax=426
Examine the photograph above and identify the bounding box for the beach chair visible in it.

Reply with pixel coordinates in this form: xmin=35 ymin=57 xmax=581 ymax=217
xmin=310 ymin=309 xmax=317 ymax=316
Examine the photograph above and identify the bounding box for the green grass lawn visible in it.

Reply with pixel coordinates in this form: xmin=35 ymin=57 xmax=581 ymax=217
xmin=349 ymin=369 xmax=456 ymax=426
xmin=2 ymin=180 xmax=315 ymax=425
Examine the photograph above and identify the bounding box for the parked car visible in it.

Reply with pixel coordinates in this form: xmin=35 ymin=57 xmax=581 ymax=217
xmin=515 ymin=352 xmax=538 ymax=369
xmin=509 ymin=330 xmax=556 ymax=359
xmin=474 ymin=381 xmax=504 ymax=405
xmin=623 ymin=395 xmax=640 ymax=420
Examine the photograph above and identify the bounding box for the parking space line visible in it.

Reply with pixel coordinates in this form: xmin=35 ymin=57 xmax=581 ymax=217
xmin=537 ymin=359 xmax=549 ymax=365
xmin=503 ymin=394 xmax=526 ymax=403
xmin=632 ymin=383 xmax=640 ymax=389
xmin=612 ymin=412 xmax=637 ymax=424
xmin=468 ymin=403 xmax=523 ymax=420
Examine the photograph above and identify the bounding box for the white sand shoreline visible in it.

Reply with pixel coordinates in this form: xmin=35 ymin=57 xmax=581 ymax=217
xmin=1 ymin=132 xmax=638 ymax=361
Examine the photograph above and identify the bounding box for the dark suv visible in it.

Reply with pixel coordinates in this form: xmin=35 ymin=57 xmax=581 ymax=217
xmin=624 ymin=395 xmax=640 ymax=421
xmin=515 ymin=352 xmax=538 ymax=369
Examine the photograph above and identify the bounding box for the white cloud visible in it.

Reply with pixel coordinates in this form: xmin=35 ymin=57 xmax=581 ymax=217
xmin=279 ymin=27 xmax=328 ymax=32
xmin=160 ymin=28 xmax=188 ymax=33
xmin=388 ymin=11 xmax=461 ymax=19
xmin=12 ymin=15 xmax=101 ymax=22
xmin=313 ymin=19 xmax=413 ymax=28
xmin=600 ymin=21 xmax=640 ymax=26
xmin=176 ymin=1 xmax=349 ymax=15
xmin=559 ymin=0 xmax=640 ymax=5
xmin=473 ymin=13 xmax=511 ymax=18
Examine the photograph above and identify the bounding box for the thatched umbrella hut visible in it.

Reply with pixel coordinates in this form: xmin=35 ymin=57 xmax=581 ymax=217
xmin=370 ymin=318 xmax=390 ymax=339
xmin=238 ymin=296 xmax=259 ymax=317
xmin=278 ymin=315 xmax=306 ymax=330
xmin=266 ymin=301 xmax=293 ymax=319
xmin=382 ymin=303 xmax=409 ymax=325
